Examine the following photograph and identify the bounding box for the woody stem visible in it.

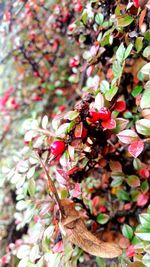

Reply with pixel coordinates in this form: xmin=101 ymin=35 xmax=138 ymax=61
xmin=35 ymin=151 xmax=65 ymax=217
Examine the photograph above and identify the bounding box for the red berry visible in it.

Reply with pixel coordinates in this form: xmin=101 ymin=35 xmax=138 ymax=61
xmin=89 ymin=110 xmax=100 ymax=122
xmin=98 ymin=107 xmax=111 ymax=121
xmin=139 ymin=168 xmax=149 ymax=179
xmin=11 ymin=98 xmax=19 ymax=109
xmin=74 ymin=2 xmax=83 ymax=12
xmin=114 ymin=101 xmax=126 ymax=112
xmin=133 ymin=0 xmax=139 ymax=8
xmin=32 ymin=95 xmax=42 ymax=101
xmin=50 ymin=140 xmax=65 ymax=156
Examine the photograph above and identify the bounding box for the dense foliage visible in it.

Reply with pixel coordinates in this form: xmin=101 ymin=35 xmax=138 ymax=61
xmin=0 ymin=0 xmax=150 ymax=266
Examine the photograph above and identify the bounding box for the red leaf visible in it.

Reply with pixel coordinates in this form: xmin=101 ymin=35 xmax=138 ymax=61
xmin=119 ymin=236 xmax=130 ymax=249
xmin=114 ymin=101 xmax=126 ymax=112
xmin=137 ymin=193 xmax=149 ymax=207
xmin=128 ymin=140 xmax=144 ymax=158
xmin=124 ymin=203 xmax=132 ymax=210
xmin=117 ymin=130 xmax=139 ymax=144
xmin=71 ymin=183 xmax=81 ymax=198
xmin=53 ymin=241 xmax=64 ymax=253
xmin=126 ymin=244 xmax=136 ymax=257
xmin=92 ymin=196 xmax=100 ymax=208
xmin=86 ymin=65 xmax=94 ymax=77
xmin=110 ymin=161 xmax=122 ymax=172
xmin=102 ymin=118 xmax=116 ymax=129
xmin=139 ymin=8 xmax=147 ymax=30
xmin=67 ymin=167 xmax=80 ymax=175
xmin=55 ymin=169 xmax=69 ymax=185
xmin=74 ymin=122 xmax=83 ymax=138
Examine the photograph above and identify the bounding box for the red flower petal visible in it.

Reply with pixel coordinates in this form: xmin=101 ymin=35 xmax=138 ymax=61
xmin=128 ymin=140 xmax=144 ymax=158
xmin=102 ymin=118 xmax=116 ymax=129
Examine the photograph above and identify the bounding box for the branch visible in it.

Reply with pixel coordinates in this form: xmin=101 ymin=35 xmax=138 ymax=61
xmin=35 ymin=151 xmax=65 ymax=217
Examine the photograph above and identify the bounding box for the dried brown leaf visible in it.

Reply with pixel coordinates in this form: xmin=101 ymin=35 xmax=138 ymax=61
xmin=60 ymin=200 xmax=122 ymax=259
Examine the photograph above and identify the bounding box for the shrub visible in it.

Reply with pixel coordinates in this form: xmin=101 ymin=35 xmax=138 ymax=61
xmin=0 ymin=0 xmax=150 ymax=266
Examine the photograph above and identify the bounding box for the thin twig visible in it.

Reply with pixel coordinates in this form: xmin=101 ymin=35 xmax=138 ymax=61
xmin=35 ymin=151 xmax=65 ymax=217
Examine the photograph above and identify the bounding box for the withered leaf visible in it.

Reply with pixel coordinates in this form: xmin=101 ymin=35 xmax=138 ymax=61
xmin=60 ymin=200 xmax=122 ymax=259
xmin=128 ymin=262 xmax=145 ymax=267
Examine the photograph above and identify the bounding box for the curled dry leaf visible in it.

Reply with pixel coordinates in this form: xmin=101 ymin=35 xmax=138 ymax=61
xmin=60 ymin=200 xmax=122 ymax=259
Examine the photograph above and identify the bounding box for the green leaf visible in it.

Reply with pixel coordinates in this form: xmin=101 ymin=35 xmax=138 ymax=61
xmin=140 ymin=63 xmax=150 ymax=76
xmin=135 ymin=37 xmax=143 ymax=53
xmin=126 ymin=175 xmax=140 ymax=188
xmin=64 ymin=110 xmax=79 ymax=120
xmin=82 ymin=11 xmax=88 ymax=25
xmin=143 ymin=46 xmax=150 ymax=58
xmin=56 ymin=123 xmax=70 ymax=137
xmin=27 ymin=166 xmax=35 ymax=179
xmin=116 ymin=43 xmax=126 ymax=63
xmin=131 ymin=86 xmax=143 ymax=97
xmin=28 ymin=179 xmax=36 ymax=197
xmin=95 ymin=13 xmax=104 ymax=25
xmin=114 ymin=118 xmax=129 ymax=133
xmin=144 ymin=30 xmax=150 ymax=42
xmin=111 ymin=171 xmax=125 ymax=179
xmin=17 ymin=245 xmax=30 ymax=259
xmin=18 ymin=258 xmax=29 ymax=267
xmin=115 ymin=5 xmax=121 ymax=16
xmin=133 ymin=158 xmax=142 ymax=170
xmin=145 ymin=81 xmax=150 ymax=90
xmin=96 ymin=213 xmax=110 ymax=224
xmin=124 ymin=43 xmax=133 ymax=59
xmin=105 ymin=84 xmax=118 ymax=101
xmin=141 ymin=181 xmax=149 ymax=193
xmin=117 ymin=190 xmax=130 ymax=201
xmin=136 ymin=119 xmax=150 ymax=136
xmin=67 ymin=121 xmax=75 ymax=133
xmin=122 ymin=224 xmax=133 ymax=240
xmin=101 ymin=33 xmax=110 ymax=46
xmin=111 ymin=177 xmax=123 ymax=187
xmin=100 ymin=80 xmax=110 ymax=93
xmin=29 ymin=245 xmax=39 ymax=263
xmin=142 ymin=253 xmax=150 ymax=267
xmin=123 ymin=111 xmax=133 ymax=119
xmin=140 ymin=89 xmax=150 ymax=109
xmin=112 ymin=61 xmax=122 ymax=78
xmin=96 ymin=257 xmax=106 ymax=267
xmin=135 ymin=226 xmax=150 ymax=241
xmin=41 ymin=115 xmax=48 ymax=129
xmin=139 ymin=213 xmax=150 ymax=229
xmin=117 ymin=15 xmax=134 ymax=27
xmin=131 ymin=190 xmax=139 ymax=202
